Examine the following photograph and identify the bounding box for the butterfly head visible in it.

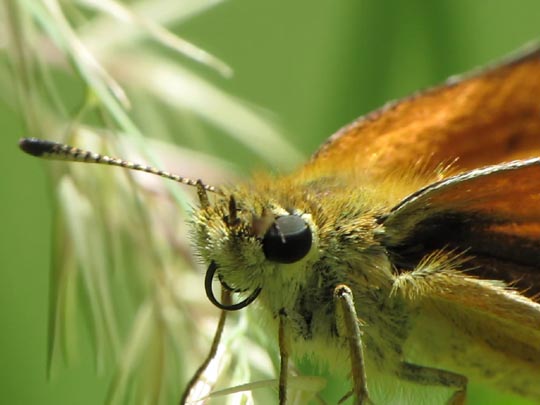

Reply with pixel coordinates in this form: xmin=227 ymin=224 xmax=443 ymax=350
xmin=191 ymin=182 xmax=319 ymax=311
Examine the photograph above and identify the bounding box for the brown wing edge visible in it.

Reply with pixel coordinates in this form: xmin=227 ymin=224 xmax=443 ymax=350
xmin=311 ymin=41 xmax=540 ymax=162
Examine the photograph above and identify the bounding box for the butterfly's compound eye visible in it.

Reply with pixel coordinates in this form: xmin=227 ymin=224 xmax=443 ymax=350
xmin=262 ymin=215 xmax=312 ymax=264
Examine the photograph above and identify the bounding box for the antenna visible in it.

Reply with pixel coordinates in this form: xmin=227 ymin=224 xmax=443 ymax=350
xmin=19 ymin=138 xmax=221 ymax=198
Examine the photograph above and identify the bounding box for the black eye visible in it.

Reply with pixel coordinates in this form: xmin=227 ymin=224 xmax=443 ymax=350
xmin=262 ymin=215 xmax=312 ymax=264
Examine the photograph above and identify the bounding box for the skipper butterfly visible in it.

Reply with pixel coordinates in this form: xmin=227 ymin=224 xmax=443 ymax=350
xmin=21 ymin=45 xmax=540 ymax=404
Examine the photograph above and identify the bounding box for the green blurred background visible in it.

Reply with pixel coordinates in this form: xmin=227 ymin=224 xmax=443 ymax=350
xmin=1 ymin=1 xmax=540 ymax=404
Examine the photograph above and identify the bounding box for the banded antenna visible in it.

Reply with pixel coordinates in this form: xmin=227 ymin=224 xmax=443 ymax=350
xmin=19 ymin=138 xmax=221 ymax=205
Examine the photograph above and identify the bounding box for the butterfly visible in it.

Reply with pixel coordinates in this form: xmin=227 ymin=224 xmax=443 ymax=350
xmin=20 ymin=44 xmax=540 ymax=404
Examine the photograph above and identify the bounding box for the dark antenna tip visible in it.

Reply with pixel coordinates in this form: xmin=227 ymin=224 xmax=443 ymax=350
xmin=19 ymin=138 xmax=56 ymax=157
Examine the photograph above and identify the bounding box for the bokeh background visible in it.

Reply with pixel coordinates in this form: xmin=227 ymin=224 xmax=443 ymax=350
xmin=1 ymin=1 xmax=540 ymax=404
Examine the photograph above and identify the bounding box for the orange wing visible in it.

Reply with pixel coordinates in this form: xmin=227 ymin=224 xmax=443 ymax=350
xmin=306 ymin=45 xmax=540 ymax=178
xmin=379 ymin=158 xmax=540 ymax=299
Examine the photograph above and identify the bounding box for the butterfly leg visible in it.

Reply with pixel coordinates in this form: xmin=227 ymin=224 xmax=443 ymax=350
xmin=278 ymin=308 xmax=290 ymax=405
xmin=179 ymin=291 xmax=230 ymax=404
xmin=397 ymin=362 xmax=468 ymax=405
xmin=334 ymin=284 xmax=373 ymax=405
